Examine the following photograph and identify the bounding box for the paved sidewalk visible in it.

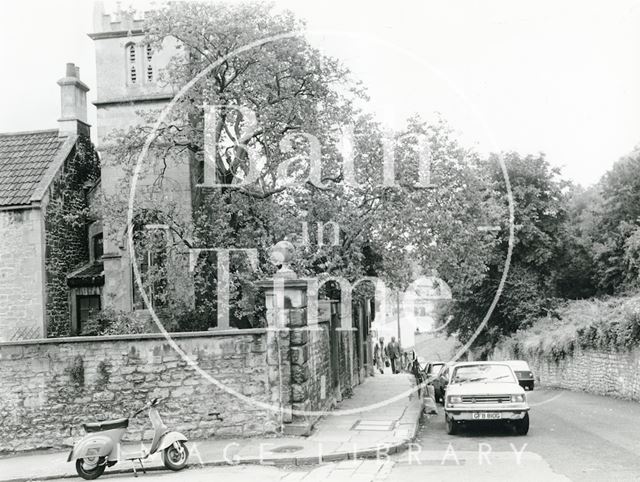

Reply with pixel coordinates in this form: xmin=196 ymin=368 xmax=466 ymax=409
xmin=0 ymin=374 xmax=422 ymax=482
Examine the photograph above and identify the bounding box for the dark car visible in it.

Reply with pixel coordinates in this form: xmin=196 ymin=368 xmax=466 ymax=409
xmin=431 ymin=363 xmax=453 ymax=403
xmin=506 ymin=360 xmax=535 ymax=390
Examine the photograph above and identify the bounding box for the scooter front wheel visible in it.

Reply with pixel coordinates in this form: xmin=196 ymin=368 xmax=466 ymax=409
xmin=162 ymin=441 xmax=189 ymax=471
xmin=75 ymin=457 xmax=106 ymax=480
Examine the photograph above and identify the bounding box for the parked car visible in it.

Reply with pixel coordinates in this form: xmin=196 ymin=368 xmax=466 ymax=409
xmin=506 ymin=360 xmax=535 ymax=390
xmin=431 ymin=363 xmax=454 ymax=403
xmin=425 ymin=361 xmax=445 ymax=380
xmin=414 ymin=359 xmax=445 ymax=394
xmin=443 ymin=361 xmax=530 ymax=436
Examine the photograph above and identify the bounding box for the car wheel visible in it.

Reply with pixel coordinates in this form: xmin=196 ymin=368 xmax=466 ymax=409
xmin=445 ymin=415 xmax=458 ymax=435
xmin=529 ymin=383 xmax=535 ymax=391
xmin=515 ymin=413 xmax=529 ymax=435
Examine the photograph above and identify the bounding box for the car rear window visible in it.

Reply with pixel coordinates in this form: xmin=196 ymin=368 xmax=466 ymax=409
xmin=508 ymin=361 xmax=531 ymax=371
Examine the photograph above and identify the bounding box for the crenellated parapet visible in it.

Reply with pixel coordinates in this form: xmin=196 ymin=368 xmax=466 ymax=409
xmin=91 ymin=1 xmax=150 ymax=37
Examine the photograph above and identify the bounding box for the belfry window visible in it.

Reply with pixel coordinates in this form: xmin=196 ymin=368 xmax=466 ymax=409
xmin=126 ymin=43 xmax=138 ymax=84
xmin=145 ymin=44 xmax=153 ymax=82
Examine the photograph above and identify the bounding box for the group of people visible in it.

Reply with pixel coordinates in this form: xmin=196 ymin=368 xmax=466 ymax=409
xmin=373 ymin=336 xmax=414 ymax=374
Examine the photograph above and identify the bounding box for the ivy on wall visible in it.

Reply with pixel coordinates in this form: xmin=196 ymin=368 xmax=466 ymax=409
xmin=493 ymin=295 xmax=640 ymax=363
xmin=45 ymin=136 xmax=100 ymax=337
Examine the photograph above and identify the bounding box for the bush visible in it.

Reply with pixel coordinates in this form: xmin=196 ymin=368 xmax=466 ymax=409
xmin=165 ymin=306 xmax=213 ymax=332
xmin=82 ymin=309 xmax=152 ymax=336
xmin=492 ymin=293 xmax=640 ymax=360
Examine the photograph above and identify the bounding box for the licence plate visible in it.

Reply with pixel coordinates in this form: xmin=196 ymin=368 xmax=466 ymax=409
xmin=472 ymin=412 xmax=501 ymax=420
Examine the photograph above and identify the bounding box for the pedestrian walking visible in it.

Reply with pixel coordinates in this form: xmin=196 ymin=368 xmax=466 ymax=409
xmin=385 ymin=337 xmax=401 ymax=374
xmin=373 ymin=337 xmax=386 ymax=374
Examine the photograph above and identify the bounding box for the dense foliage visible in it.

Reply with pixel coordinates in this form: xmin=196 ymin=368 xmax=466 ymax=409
xmin=103 ymin=2 xmax=496 ymax=328
xmin=46 ymin=136 xmax=100 ymax=337
xmin=495 ymin=295 xmax=640 ymax=360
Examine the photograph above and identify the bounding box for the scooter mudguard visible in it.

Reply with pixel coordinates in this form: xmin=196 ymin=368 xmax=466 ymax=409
xmin=157 ymin=431 xmax=188 ymax=452
xmin=69 ymin=434 xmax=115 ymax=462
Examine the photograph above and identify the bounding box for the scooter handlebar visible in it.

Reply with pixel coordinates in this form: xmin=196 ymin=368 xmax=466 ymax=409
xmin=131 ymin=398 xmax=166 ymax=418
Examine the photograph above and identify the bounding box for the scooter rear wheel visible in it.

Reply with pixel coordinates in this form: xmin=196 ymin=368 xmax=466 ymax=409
xmin=76 ymin=457 xmax=106 ymax=480
xmin=162 ymin=441 xmax=189 ymax=471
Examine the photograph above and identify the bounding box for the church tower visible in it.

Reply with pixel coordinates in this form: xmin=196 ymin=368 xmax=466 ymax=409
xmin=89 ymin=1 xmax=191 ymax=313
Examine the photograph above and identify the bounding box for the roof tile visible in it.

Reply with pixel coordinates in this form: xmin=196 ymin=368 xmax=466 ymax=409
xmin=0 ymin=130 xmax=65 ymax=206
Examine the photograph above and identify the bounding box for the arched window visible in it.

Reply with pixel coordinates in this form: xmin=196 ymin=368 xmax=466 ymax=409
xmin=130 ymin=213 xmax=167 ymax=310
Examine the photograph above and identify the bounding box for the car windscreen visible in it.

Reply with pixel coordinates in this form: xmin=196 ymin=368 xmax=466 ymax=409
xmin=452 ymin=364 xmax=516 ymax=384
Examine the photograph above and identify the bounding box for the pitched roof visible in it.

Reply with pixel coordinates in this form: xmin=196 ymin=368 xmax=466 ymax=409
xmin=0 ymin=130 xmax=75 ymax=207
xmin=67 ymin=261 xmax=104 ymax=287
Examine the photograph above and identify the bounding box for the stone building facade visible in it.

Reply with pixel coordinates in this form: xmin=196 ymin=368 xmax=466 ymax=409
xmin=0 ymin=64 xmax=99 ymax=341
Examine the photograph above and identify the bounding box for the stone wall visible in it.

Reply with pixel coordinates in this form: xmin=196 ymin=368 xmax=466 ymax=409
xmin=305 ymin=322 xmax=332 ymax=411
xmin=0 ymin=330 xmax=288 ymax=453
xmin=491 ymin=345 xmax=640 ymax=401
xmin=338 ymin=331 xmax=355 ymax=397
xmin=0 ymin=209 xmax=45 ymax=341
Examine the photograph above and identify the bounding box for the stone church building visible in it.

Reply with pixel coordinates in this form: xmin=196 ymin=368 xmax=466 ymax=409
xmin=0 ymin=63 xmax=100 ymax=341
xmin=0 ymin=5 xmax=190 ymax=341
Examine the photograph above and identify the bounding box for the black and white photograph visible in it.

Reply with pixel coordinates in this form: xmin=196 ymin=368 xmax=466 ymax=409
xmin=0 ymin=1 xmax=639 ymax=481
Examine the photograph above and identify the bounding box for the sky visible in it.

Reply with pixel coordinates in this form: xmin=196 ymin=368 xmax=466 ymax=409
xmin=0 ymin=0 xmax=638 ymax=186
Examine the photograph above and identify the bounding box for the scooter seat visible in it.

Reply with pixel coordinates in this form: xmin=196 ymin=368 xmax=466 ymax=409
xmin=83 ymin=418 xmax=129 ymax=433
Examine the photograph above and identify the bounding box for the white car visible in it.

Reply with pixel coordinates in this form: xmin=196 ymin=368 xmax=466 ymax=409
xmin=443 ymin=361 xmax=530 ymax=435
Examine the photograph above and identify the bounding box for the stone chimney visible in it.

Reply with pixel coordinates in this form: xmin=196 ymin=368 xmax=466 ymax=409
xmin=57 ymin=63 xmax=90 ymax=137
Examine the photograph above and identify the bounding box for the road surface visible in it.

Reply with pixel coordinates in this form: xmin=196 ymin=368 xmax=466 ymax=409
xmin=391 ymin=387 xmax=640 ymax=481
xmin=47 ymin=387 xmax=640 ymax=481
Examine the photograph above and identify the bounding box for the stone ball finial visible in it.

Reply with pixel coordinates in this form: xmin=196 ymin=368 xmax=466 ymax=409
xmin=269 ymin=240 xmax=296 ymax=278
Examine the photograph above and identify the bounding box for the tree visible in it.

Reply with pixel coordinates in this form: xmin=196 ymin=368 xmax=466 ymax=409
xmin=554 ymin=184 xmax=599 ymax=299
xmin=591 ymin=147 xmax=640 ymax=293
xmin=101 ymin=2 xmax=504 ymax=329
xmin=444 ymin=153 xmax=570 ymax=347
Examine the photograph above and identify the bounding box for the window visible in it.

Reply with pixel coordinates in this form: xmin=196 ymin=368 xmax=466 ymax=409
xmin=92 ymin=233 xmax=103 ymax=261
xmin=145 ymin=44 xmax=153 ymax=82
xmin=77 ymin=295 xmax=101 ymax=333
xmin=131 ymin=218 xmax=167 ymax=310
xmin=126 ymin=43 xmax=138 ymax=84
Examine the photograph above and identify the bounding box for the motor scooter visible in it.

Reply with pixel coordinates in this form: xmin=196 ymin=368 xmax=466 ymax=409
xmin=68 ymin=398 xmax=189 ymax=480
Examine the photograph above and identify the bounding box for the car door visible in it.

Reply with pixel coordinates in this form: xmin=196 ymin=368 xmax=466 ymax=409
xmin=440 ymin=367 xmax=450 ymax=396
xmin=434 ymin=366 xmax=449 ymax=401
